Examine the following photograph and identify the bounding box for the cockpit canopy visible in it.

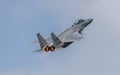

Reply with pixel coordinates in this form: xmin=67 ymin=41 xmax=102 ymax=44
xmin=74 ymin=19 xmax=84 ymax=25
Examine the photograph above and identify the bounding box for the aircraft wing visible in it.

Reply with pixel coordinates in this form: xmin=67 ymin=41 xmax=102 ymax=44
xmin=58 ymin=27 xmax=81 ymax=42
xmin=65 ymin=35 xmax=83 ymax=42
xmin=34 ymin=27 xmax=82 ymax=47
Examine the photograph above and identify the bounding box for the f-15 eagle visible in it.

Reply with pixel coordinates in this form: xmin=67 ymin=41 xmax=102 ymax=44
xmin=34 ymin=19 xmax=93 ymax=52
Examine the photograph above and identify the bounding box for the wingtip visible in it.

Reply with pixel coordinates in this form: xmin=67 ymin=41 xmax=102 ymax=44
xmin=33 ymin=49 xmax=42 ymax=52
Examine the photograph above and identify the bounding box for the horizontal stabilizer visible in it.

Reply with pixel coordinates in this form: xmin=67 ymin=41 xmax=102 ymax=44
xmin=50 ymin=32 xmax=62 ymax=46
xmin=33 ymin=49 xmax=42 ymax=52
xmin=37 ymin=33 xmax=48 ymax=49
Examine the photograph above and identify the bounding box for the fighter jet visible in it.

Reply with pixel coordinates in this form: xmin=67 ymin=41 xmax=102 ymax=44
xmin=34 ymin=19 xmax=93 ymax=52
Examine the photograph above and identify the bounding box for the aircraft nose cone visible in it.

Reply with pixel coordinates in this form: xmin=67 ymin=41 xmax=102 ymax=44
xmin=88 ymin=19 xmax=93 ymax=23
xmin=87 ymin=19 xmax=93 ymax=25
xmin=83 ymin=19 xmax=93 ymax=26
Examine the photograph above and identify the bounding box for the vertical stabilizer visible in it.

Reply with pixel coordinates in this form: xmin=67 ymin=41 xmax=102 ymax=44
xmin=37 ymin=33 xmax=48 ymax=49
xmin=50 ymin=32 xmax=62 ymax=46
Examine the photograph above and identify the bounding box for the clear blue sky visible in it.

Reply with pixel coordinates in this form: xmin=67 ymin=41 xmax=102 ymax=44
xmin=0 ymin=0 xmax=120 ymax=75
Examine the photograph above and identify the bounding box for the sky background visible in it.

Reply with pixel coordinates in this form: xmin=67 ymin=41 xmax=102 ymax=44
xmin=0 ymin=0 xmax=120 ymax=75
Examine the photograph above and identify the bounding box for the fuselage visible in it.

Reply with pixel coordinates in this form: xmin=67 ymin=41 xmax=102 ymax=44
xmin=45 ymin=19 xmax=93 ymax=51
xmin=36 ymin=19 xmax=93 ymax=52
